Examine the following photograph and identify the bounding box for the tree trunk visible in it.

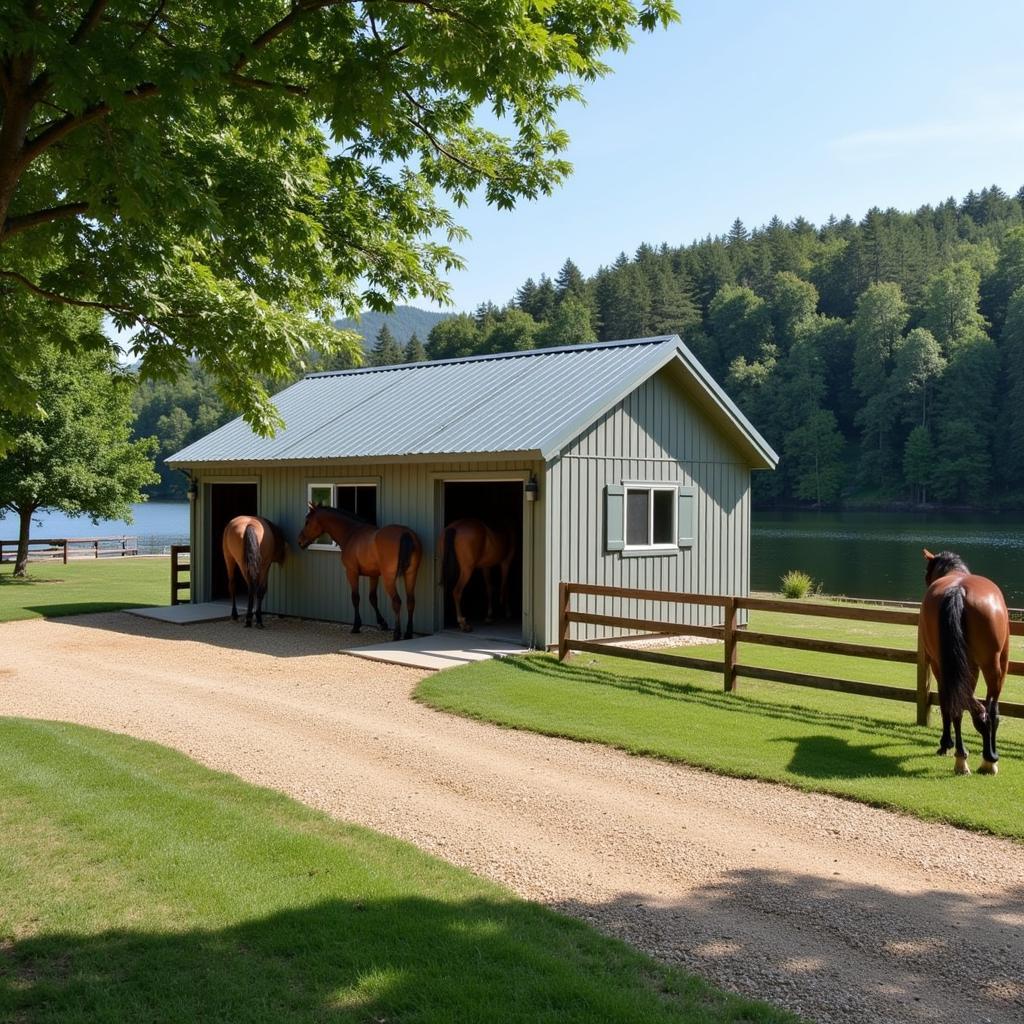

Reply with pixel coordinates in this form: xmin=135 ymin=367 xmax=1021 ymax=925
xmin=14 ymin=505 xmax=33 ymax=577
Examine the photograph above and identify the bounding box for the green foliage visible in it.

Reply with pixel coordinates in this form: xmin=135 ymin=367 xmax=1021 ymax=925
xmin=779 ymin=569 xmax=815 ymax=598
xmin=404 ymin=332 xmax=428 ymax=363
xmin=369 ymin=325 xmax=404 ymax=367
xmin=0 ymin=331 xmax=158 ymax=573
xmin=0 ymin=1 xmax=678 ymax=433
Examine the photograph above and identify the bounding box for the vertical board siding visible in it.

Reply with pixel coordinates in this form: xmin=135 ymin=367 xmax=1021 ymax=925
xmin=193 ymin=458 xmax=546 ymax=647
xmin=545 ymin=368 xmax=754 ymax=643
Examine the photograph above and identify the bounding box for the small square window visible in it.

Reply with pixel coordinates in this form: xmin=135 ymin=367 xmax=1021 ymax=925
xmin=306 ymin=482 xmax=379 ymax=549
xmin=624 ymin=485 xmax=677 ymax=550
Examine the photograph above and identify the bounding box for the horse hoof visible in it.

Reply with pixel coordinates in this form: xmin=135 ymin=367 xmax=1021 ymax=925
xmin=351 ymin=627 xmax=361 ymax=634
xmin=404 ymin=632 xmax=414 ymax=640
xmin=459 ymin=624 xmax=473 ymax=633
xmin=256 ymin=622 xmax=265 ymax=630
xmin=954 ymin=756 xmax=971 ymax=776
xmin=244 ymin=621 xmax=252 ymax=629
xmin=978 ymin=760 xmax=999 ymax=775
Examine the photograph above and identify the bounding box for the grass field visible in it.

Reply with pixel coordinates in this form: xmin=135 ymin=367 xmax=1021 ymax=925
xmin=0 ymin=719 xmax=791 ymax=1024
xmin=0 ymin=558 xmax=167 ymax=622
xmin=416 ymin=607 xmax=1024 ymax=840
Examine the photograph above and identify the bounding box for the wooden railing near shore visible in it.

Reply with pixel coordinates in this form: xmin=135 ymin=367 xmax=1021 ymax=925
xmin=557 ymin=582 xmax=1024 ymax=725
xmin=0 ymin=536 xmax=138 ymax=564
xmin=170 ymin=545 xmax=191 ymax=605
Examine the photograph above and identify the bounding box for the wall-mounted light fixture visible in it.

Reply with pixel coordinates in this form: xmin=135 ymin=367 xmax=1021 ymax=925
xmin=186 ymin=476 xmax=199 ymax=503
xmin=525 ymin=475 xmax=539 ymax=503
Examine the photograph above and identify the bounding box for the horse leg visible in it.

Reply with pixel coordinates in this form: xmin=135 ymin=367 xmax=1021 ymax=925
xmin=499 ymin=553 xmax=514 ymax=619
xmin=367 ymin=574 xmax=388 ymax=631
xmin=932 ymin=660 xmax=954 ymax=755
xmin=255 ymin=568 xmax=269 ymax=629
xmin=244 ymin=575 xmax=255 ymax=628
xmin=382 ymin=573 xmax=402 ymax=642
xmin=977 ymin=653 xmax=1005 ymax=775
xmin=953 ymin=714 xmax=971 ymax=776
xmin=452 ymin=565 xmax=474 ymax=632
xmin=402 ymin=568 xmax=417 ymax=640
xmin=483 ymin=569 xmax=495 ymax=624
xmin=227 ymin=562 xmax=239 ymax=622
xmin=346 ymin=565 xmax=362 ymax=633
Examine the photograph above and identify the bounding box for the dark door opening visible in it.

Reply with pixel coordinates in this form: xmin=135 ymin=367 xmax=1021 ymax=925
xmin=441 ymin=480 xmax=523 ymax=634
xmin=210 ymin=483 xmax=258 ymax=599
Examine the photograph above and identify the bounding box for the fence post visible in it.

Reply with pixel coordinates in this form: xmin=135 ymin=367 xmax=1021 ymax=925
xmin=723 ymin=597 xmax=738 ymax=693
xmin=916 ymin=642 xmax=931 ymax=726
xmin=558 ymin=581 xmax=570 ymax=661
xmin=63 ymin=539 xmax=68 ymax=564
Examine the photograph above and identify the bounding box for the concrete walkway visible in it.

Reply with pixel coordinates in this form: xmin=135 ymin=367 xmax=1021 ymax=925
xmin=126 ymin=600 xmax=232 ymax=624
xmin=346 ymin=629 xmax=528 ymax=670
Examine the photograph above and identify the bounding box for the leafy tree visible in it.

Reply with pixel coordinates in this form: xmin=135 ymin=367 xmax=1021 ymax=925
xmin=920 ymin=262 xmax=987 ymax=352
xmin=369 ymin=325 xmax=403 ymax=367
xmin=404 ymin=332 xmax=427 ymax=363
xmin=998 ymin=286 xmax=1024 ymax=486
xmin=539 ymin=294 xmax=597 ymax=347
xmin=891 ymin=328 xmax=945 ymax=427
xmin=852 ymin=282 xmax=908 ymax=396
xmin=769 ymin=272 xmax=818 ymax=351
xmin=903 ymin=425 xmax=934 ymax=504
xmin=0 ymin=332 xmax=157 ymax=575
xmin=0 ymin=1 xmax=677 ymax=432
xmin=483 ymin=308 xmax=539 ymax=352
xmin=707 ymin=285 xmax=773 ymax=366
xmin=426 ymin=315 xmax=481 ymax=360
xmin=784 ymin=409 xmax=845 ymax=506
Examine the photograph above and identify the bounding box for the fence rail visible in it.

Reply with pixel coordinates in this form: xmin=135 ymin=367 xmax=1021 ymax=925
xmin=170 ymin=545 xmax=190 ymax=606
xmin=557 ymin=582 xmax=1024 ymax=725
xmin=0 ymin=536 xmax=139 ymax=564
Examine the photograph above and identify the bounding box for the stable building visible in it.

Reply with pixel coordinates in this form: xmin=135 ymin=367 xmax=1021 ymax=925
xmin=168 ymin=335 xmax=777 ymax=648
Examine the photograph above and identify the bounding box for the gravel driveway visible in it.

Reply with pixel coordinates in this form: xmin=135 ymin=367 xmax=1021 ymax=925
xmin=2 ymin=612 xmax=1022 ymax=1024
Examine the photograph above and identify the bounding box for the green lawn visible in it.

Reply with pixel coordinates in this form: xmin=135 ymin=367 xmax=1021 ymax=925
xmin=416 ymin=607 xmax=1024 ymax=840
xmin=0 ymin=557 xmax=167 ymax=621
xmin=0 ymin=719 xmax=791 ymax=1024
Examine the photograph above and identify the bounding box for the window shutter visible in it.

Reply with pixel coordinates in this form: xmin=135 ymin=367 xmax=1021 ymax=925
xmin=605 ymin=484 xmax=625 ymax=552
xmin=677 ymin=487 xmax=696 ymax=547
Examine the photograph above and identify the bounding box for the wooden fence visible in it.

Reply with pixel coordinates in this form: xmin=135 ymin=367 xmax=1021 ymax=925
xmin=557 ymin=581 xmax=1024 ymax=725
xmin=0 ymin=536 xmax=139 ymax=563
xmin=170 ymin=545 xmax=191 ymax=605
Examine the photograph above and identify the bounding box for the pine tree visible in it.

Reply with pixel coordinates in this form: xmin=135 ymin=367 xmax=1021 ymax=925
xmin=369 ymin=324 xmax=403 ymax=366
xmin=404 ymin=332 xmax=427 ymax=363
xmin=555 ymin=259 xmax=586 ymax=300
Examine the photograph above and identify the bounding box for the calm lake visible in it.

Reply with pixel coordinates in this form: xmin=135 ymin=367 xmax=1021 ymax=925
xmin=14 ymin=503 xmax=1024 ymax=606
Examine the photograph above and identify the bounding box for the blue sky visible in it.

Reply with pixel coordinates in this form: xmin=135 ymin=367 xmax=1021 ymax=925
xmin=438 ymin=0 xmax=1024 ymax=311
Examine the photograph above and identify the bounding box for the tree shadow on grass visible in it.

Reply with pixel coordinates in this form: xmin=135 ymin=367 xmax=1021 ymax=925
xmin=0 ymin=896 xmax=787 ymax=1024
xmin=490 ymin=655 xmax=1024 ymax=762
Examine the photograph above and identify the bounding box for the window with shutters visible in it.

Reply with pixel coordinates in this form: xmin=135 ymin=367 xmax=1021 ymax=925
xmin=624 ymin=485 xmax=677 ymax=550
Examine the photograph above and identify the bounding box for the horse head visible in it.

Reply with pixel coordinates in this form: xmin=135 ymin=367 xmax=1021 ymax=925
xmin=923 ymin=548 xmax=969 ymax=585
xmin=297 ymin=502 xmax=325 ymax=550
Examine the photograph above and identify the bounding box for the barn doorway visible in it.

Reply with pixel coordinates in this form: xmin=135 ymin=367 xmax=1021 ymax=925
xmin=209 ymin=483 xmax=258 ymax=600
xmin=440 ymin=480 xmax=524 ymax=640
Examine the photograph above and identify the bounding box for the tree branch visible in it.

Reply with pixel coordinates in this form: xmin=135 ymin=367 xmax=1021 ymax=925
xmin=1 ymin=201 xmax=89 ymax=238
xmin=70 ymin=0 xmax=112 ymax=45
xmin=225 ymin=73 xmax=308 ymax=97
xmin=0 ymin=267 xmax=120 ymax=311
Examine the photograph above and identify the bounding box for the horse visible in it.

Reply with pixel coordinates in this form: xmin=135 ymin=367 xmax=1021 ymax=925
xmin=918 ymin=549 xmax=1009 ymax=775
xmin=222 ymin=515 xmax=288 ymax=629
xmin=440 ymin=517 xmax=516 ymax=632
xmin=297 ymin=503 xmax=422 ymax=641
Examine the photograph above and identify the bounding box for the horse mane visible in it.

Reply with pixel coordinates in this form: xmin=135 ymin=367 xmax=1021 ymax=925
xmin=316 ymin=503 xmax=375 ymax=528
xmin=926 ymin=550 xmax=969 ymax=584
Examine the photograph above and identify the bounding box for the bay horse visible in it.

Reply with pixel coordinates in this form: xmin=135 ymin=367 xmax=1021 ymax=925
xmin=297 ymin=503 xmax=421 ymax=641
xmin=919 ymin=549 xmax=1009 ymax=775
xmin=441 ymin=518 xmax=516 ymax=632
xmin=222 ymin=515 xmax=287 ymax=629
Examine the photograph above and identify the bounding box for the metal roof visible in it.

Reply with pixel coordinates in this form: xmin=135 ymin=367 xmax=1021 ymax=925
xmin=167 ymin=336 xmax=778 ymax=469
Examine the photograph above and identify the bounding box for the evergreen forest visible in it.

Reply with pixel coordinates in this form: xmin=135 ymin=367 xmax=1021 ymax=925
xmin=135 ymin=185 xmax=1024 ymax=507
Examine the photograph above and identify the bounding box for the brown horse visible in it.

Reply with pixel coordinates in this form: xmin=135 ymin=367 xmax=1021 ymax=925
xmin=297 ymin=503 xmax=422 ymax=641
xmin=222 ymin=515 xmax=287 ymax=629
xmin=919 ymin=549 xmax=1009 ymax=775
xmin=441 ymin=517 xmax=516 ymax=632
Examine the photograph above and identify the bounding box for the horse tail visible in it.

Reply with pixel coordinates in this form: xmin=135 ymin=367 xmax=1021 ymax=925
xmin=443 ymin=526 xmax=457 ymax=587
xmin=243 ymin=523 xmax=261 ymax=589
xmin=397 ymin=530 xmax=415 ymax=576
xmin=938 ymin=582 xmax=973 ymax=718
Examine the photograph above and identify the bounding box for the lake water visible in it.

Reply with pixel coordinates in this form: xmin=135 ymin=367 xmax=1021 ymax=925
xmin=4 ymin=502 xmax=189 ymax=555
xmin=13 ymin=502 xmax=1024 ymax=605
xmin=752 ymin=511 xmax=1024 ymax=606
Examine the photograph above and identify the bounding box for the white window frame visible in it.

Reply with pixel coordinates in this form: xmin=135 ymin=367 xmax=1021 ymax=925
xmin=623 ymin=483 xmax=678 ymax=552
xmin=305 ymin=480 xmax=379 ymax=551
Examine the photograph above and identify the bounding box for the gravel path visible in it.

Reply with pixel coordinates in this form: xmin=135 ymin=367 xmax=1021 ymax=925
xmin=3 ymin=612 xmax=1023 ymax=1024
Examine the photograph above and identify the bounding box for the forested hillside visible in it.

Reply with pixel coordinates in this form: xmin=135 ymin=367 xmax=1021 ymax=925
xmin=135 ymin=185 xmax=1024 ymax=507
xmin=421 ymin=185 xmax=1024 ymax=507
xmin=333 ymin=306 xmax=452 ymax=348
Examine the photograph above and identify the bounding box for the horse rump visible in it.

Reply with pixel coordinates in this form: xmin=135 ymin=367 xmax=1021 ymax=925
xmin=397 ymin=529 xmax=416 ymax=576
xmin=938 ymin=582 xmax=974 ymax=718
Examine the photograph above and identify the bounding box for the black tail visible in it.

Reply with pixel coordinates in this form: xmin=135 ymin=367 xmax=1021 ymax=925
xmin=938 ymin=583 xmax=974 ymax=718
xmin=243 ymin=524 xmax=261 ymax=589
xmin=397 ymin=530 xmax=415 ymax=576
xmin=442 ymin=526 xmax=457 ymax=588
